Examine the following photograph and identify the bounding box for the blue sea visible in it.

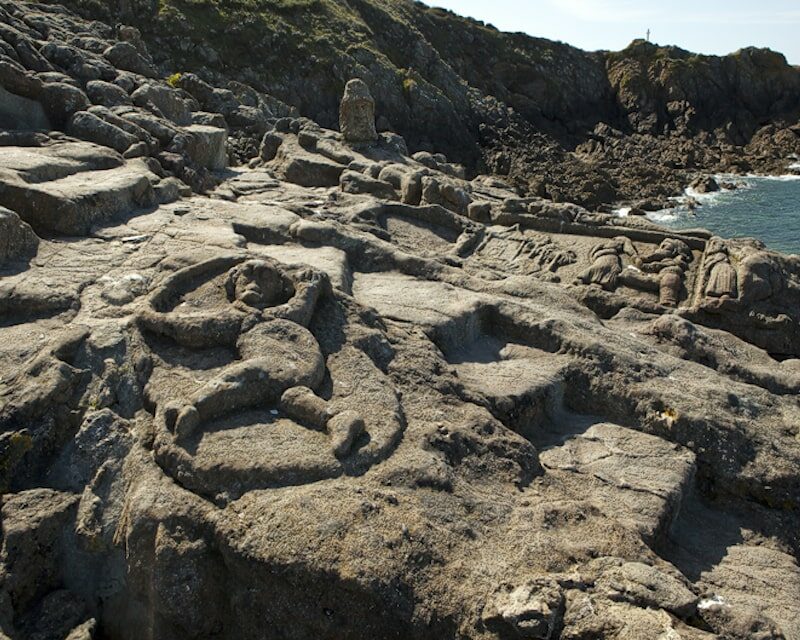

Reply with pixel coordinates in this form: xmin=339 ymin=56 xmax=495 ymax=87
xmin=637 ymin=174 xmax=800 ymax=255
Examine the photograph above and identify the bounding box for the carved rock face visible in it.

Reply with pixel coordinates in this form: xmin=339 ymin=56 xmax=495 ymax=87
xmin=339 ymin=78 xmax=378 ymax=144
xmin=225 ymin=260 xmax=294 ymax=309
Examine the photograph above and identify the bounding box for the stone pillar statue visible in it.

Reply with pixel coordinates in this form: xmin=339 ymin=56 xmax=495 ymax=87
xmin=339 ymin=78 xmax=378 ymax=144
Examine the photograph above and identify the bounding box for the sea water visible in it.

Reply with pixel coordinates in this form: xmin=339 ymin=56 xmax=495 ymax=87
xmin=642 ymin=173 xmax=800 ymax=255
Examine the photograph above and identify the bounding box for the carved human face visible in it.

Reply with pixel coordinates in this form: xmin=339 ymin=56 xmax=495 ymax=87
xmin=229 ymin=261 xmax=291 ymax=309
xmin=707 ymin=237 xmax=726 ymax=254
xmin=659 ymin=239 xmax=677 ymax=255
xmin=352 ymin=100 xmax=372 ymax=120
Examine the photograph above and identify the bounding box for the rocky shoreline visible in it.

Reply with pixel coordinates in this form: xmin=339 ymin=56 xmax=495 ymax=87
xmin=20 ymin=0 xmax=800 ymax=211
xmin=1 ymin=2 xmax=800 ymax=640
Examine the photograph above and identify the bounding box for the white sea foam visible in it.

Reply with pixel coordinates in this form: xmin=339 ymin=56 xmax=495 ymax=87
xmin=680 ymin=176 xmax=758 ymax=208
xmin=613 ymin=206 xmax=631 ymax=218
xmin=646 ymin=209 xmax=682 ymax=224
xmin=698 ymin=595 xmax=728 ymax=611
xmin=684 ymin=186 xmax=723 ymax=204
xmin=714 ymin=174 xmax=753 ymax=190
xmin=647 ymin=172 xmax=800 ymax=253
xmin=633 ymin=171 xmax=799 ymax=240
xmin=751 ymin=173 xmax=800 ymax=182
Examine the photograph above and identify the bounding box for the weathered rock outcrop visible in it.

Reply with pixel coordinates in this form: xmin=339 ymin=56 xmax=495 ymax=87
xmin=0 ymin=206 xmax=38 ymax=265
xmin=0 ymin=0 xmax=302 ymax=196
xmin=33 ymin=0 xmax=800 ymax=208
xmin=1 ymin=3 xmax=800 ymax=640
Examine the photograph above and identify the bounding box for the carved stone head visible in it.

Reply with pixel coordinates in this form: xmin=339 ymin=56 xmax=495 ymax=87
xmin=707 ymin=236 xmax=728 ymax=255
xmin=225 ymin=260 xmax=294 ymax=309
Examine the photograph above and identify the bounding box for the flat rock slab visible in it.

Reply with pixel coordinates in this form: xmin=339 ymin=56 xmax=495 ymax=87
xmin=379 ymin=211 xmax=460 ymax=255
xmin=450 ymin=343 xmax=567 ymax=399
xmin=540 ymin=422 xmax=696 ymax=541
xmin=271 ymin=139 xmax=346 ymax=188
xmin=0 ymin=142 xmax=122 ymax=182
xmin=442 ymin=334 xmax=572 ymax=437
xmin=224 ymin=170 xmax=281 ymax=196
xmin=0 ymin=160 xmax=156 ymax=235
xmin=159 ymin=410 xmax=342 ymax=500
xmin=353 ymin=271 xmax=483 ymax=326
xmin=662 ymin=491 xmax=800 ymax=637
xmin=254 ymin=244 xmax=352 ymax=293
xmin=444 ymin=332 xmax=567 ymax=391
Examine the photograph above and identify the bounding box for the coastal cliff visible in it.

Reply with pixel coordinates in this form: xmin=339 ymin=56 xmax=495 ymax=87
xmin=39 ymin=0 xmax=800 ymax=207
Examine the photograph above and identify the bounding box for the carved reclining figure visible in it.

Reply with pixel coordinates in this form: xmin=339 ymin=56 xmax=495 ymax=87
xmin=637 ymin=238 xmax=692 ymax=273
xmin=473 ymin=225 xmax=577 ymax=275
xmin=139 ymin=259 xmax=326 ymax=436
xmin=580 ymin=236 xmax=693 ymax=308
xmin=635 ymin=238 xmax=692 ymax=307
xmin=577 ymin=236 xmax=637 ymax=290
xmin=138 ymin=257 xmax=367 ymax=457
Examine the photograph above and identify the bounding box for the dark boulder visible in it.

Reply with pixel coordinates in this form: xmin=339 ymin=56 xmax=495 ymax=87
xmin=39 ymin=81 xmax=90 ymax=127
xmin=66 ymin=110 xmax=139 ymax=153
xmin=102 ymin=41 xmax=156 ymax=78
xmin=85 ymin=79 xmax=131 ymax=107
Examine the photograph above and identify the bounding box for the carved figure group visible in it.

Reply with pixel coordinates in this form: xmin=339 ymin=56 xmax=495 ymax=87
xmin=638 ymin=238 xmax=692 ymax=307
xmin=577 ymin=235 xmax=693 ymax=308
xmin=475 ymin=225 xmax=577 ymax=275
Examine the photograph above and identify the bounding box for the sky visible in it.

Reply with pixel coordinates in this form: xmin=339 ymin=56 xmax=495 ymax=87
xmin=422 ymin=0 xmax=800 ymax=64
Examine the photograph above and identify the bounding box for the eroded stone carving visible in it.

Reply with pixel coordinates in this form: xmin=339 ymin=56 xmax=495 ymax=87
xmin=339 ymin=78 xmax=378 ymax=144
xmin=133 ymin=254 xmax=405 ymax=500
xmin=139 ymin=257 xmax=328 ymax=440
xmin=638 ymin=238 xmax=693 ymax=307
xmin=577 ymin=236 xmax=637 ymax=289
xmin=638 ymin=238 xmax=692 ymax=274
xmin=474 ymin=225 xmax=577 ymax=275
xmin=574 ymin=235 xmax=696 ymax=308
xmin=3 ymin=5 xmax=800 ymax=634
xmin=738 ymin=251 xmax=786 ymax=303
xmin=658 ymin=265 xmax=684 ymax=307
xmin=703 ymin=237 xmax=738 ymax=301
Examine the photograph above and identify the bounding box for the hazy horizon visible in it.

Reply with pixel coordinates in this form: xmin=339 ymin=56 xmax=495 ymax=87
xmin=423 ymin=0 xmax=800 ymax=64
